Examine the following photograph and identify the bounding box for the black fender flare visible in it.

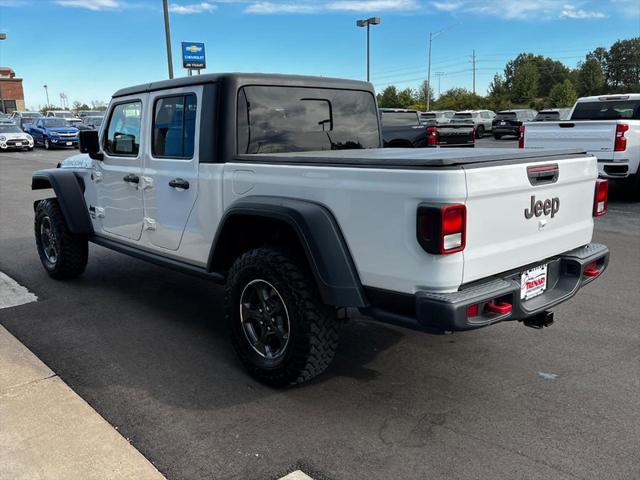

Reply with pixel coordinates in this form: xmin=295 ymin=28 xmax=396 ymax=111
xmin=209 ymin=196 xmax=368 ymax=308
xmin=31 ymin=169 xmax=93 ymax=235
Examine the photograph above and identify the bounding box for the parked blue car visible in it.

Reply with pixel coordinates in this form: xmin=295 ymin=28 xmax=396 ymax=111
xmin=25 ymin=117 xmax=79 ymax=149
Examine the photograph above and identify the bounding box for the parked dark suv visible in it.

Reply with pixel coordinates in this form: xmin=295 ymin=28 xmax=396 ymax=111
xmin=492 ymin=109 xmax=537 ymax=139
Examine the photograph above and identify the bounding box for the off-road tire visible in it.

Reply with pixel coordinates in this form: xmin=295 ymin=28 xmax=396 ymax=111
xmin=225 ymin=248 xmax=339 ymax=386
xmin=34 ymin=198 xmax=88 ymax=279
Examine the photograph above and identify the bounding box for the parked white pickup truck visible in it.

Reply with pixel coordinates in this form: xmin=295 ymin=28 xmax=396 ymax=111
xmin=31 ymin=74 xmax=610 ymax=385
xmin=522 ymin=94 xmax=640 ymax=199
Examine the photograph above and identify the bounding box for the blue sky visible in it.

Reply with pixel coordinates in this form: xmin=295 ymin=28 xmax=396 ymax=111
xmin=1 ymin=0 xmax=639 ymax=108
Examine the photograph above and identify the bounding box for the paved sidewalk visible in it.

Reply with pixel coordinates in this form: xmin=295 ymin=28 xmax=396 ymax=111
xmin=0 ymin=324 xmax=166 ymax=480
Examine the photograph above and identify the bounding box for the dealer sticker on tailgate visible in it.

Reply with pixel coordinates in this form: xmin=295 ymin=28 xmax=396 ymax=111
xmin=520 ymin=264 xmax=548 ymax=300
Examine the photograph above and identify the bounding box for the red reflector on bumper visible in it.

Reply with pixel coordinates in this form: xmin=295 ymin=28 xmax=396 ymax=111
xmin=485 ymin=301 xmax=513 ymax=315
xmin=583 ymin=262 xmax=601 ymax=277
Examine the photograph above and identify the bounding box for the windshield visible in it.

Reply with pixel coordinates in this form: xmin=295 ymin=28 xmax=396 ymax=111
xmin=24 ymin=112 xmax=43 ymax=118
xmin=51 ymin=112 xmax=73 ymax=118
xmin=237 ymin=86 xmax=380 ymax=154
xmin=571 ymin=100 xmax=640 ymax=120
xmin=381 ymin=112 xmax=419 ymax=126
xmin=86 ymin=116 xmax=103 ymax=125
xmin=43 ymin=118 xmax=70 ymax=127
xmin=0 ymin=125 xmax=22 ymax=133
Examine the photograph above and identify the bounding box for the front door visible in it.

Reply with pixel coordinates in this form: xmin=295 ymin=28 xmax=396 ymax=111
xmin=143 ymin=87 xmax=200 ymax=251
xmin=95 ymin=96 xmax=146 ymax=241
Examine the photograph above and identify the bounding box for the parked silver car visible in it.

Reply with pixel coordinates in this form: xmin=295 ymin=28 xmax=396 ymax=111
xmin=452 ymin=110 xmax=496 ymax=138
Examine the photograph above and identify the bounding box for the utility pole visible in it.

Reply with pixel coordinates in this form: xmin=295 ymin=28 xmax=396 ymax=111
xmin=162 ymin=0 xmax=174 ymax=79
xmin=435 ymin=72 xmax=444 ymax=97
xmin=43 ymin=85 xmax=50 ymax=106
xmin=472 ymin=49 xmax=476 ymax=95
xmin=427 ymin=32 xmax=433 ymax=111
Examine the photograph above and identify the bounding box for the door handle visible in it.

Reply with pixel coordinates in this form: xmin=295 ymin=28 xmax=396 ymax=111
xmin=123 ymin=174 xmax=140 ymax=184
xmin=168 ymin=178 xmax=190 ymax=190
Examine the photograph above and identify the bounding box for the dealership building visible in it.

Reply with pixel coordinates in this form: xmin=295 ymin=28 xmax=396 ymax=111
xmin=0 ymin=67 xmax=26 ymax=113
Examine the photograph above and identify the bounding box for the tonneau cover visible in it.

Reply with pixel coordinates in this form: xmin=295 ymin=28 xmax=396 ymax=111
xmin=236 ymin=148 xmax=589 ymax=169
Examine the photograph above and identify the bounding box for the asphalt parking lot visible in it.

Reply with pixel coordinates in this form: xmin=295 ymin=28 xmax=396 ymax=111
xmin=1 ymin=143 xmax=639 ymax=480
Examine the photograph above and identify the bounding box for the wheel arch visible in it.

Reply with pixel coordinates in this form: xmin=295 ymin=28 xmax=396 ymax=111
xmin=209 ymin=196 xmax=368 ymax=308
xmin=32 ymin=169 xmax=93 ymax=235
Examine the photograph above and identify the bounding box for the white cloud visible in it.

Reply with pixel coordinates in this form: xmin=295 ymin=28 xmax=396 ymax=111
xmin=169 ymin=1 xmax=217 ymax=14
xmin=246 ymin=0 xmax=419 ymax=14
xmin=245 ymin=2 xmax=317 ymax=13
xmin=54 ymin=0 xmax=120 ymax=9
xmin=560 ymin=6 xmax=605 ymax=18
xmin=431 ymin=0 xmax=608 ymax=19
xmin=327 ymin=0 xmax=419 ymax=11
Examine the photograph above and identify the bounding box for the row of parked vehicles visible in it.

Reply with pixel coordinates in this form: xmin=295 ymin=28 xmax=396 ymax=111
xmin=380 ymin=107 xmax=574 ymax=149
xmin=0 ymin=109 xmax=105 ymax=151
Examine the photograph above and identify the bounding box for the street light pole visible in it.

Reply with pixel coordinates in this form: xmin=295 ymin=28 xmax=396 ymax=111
xmin=162 ymin=0 xmax=174 ymax=79
xmin=356 ymin=17 xmax=381 ymax=82
xmin=427 ymin=32 xmax=433 ymax=111
xmin=43 ymin=85 xmax=50 ymax=106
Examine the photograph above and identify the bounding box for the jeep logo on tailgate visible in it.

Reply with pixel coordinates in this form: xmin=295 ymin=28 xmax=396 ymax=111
xmin=524 ymin=195 xmax=560 ymax=219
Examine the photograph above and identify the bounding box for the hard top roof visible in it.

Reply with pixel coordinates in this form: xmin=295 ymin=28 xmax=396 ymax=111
xmin=113 ymin=72 xmax=373 ymax=98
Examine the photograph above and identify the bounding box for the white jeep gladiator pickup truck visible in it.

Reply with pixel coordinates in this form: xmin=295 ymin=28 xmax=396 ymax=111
xmin=31 ymin=73 xmax=610 ymax=386
xmin=522 ymin=94 xmax=640 ymax=200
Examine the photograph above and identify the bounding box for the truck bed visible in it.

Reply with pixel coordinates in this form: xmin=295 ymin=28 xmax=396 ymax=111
xmin=238 ymin=148 xmax=588 ymax=168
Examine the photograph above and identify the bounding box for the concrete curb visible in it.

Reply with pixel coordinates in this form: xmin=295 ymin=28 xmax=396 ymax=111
xmin=0 ymin=325 xmax=166 ymax=480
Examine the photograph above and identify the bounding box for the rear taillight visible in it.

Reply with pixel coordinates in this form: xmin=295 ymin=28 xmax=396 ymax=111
xmin=426 ymin=126 xmax=438 ymax=146
xmin=593 ymin=179 xmax=608 ymax=217
xmin=518 ymin=125 xmax=525 ymax=148
xmin=614 ymin=123 xmax=629 ymax=152
xmin=417 ymin=204 xmax=466 ymax=254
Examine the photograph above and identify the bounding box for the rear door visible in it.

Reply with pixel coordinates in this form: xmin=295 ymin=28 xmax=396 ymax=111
xmin=462 ymin=155 xmax=597 ymax=283
xmin=143 ymin=86 xmax=200 ymax=251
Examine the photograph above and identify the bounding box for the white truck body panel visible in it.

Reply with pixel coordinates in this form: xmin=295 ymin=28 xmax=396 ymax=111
xmin=67 ymin=147 xmax=598 ymax=295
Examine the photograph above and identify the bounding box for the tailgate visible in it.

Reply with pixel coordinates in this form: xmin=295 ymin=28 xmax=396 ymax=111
xmin=524 ymin=121 xmax=616 ymax=153
xmin=462 ymin=155 xmax=597 ymax=283
xmin=437 ymin=124 xmax=474 ymax=146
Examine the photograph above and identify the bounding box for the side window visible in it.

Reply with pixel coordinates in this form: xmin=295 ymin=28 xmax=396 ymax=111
xmin=152 ymin=94 xmax=197 ymax=158
xmin=104 ymin=101 xmax=142 ymax=156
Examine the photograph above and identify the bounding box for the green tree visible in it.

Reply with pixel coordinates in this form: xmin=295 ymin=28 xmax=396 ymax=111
xmin=433 ymin=88 xmax=485 ymax=111
xmin=397 ymin=87 xmax=417 ymax=108
xmin=376 ymin=86 xmax=399 ymax=108
xmin=511 ymin=61 xmax=539 ymax=103
xmin=548 ymin=80 xmax=577 ymax=108
xmin=486 ymin=74 xmax=511 ymax=111
xmin=606 ymin=37 xmax=640 ymax=89
xmin=416 ymin=80 xmax=434 ymax=106
xmin=577 ymin=58 xmax=605 ymax=96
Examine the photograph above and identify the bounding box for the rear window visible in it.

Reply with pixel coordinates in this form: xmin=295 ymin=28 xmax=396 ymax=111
xmin=496 ymin=112 xmax=517 ymax=120
xmin=420 ymin=113 xmax=436 ymax=119
xmin=237 ymin=86 xmax=379 ymax=154
xmin=453 ymin=113 xmax=472 ymax=118
xmin=534 ymin=111 xmax=560 ymax=121
xmin=381 ymin=111 xmax=420 ymax=126
xmin=571 ymin=100 xmax=640 ymax=120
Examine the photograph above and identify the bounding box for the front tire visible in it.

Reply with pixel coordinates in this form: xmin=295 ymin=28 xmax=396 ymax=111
xmin=34 ymin=199 xmax=88 ymax=279
xmin=225 ymin=248 xmax=339 ymax=386
xmin=44 ymin=137 xmax=52 ymax=150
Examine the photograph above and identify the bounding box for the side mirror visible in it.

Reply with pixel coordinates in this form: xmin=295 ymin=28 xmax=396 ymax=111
xmin=79 ymin=130 xmax=103 ymax=160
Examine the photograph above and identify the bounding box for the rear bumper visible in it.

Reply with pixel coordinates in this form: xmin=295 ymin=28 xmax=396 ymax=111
xmin=493 ymin=126 xmax=520 ymax=136
xmin=362 ymin=243 xmax=609 ymax=333
xmin=597 ymin=160 xmax=635 ymax=179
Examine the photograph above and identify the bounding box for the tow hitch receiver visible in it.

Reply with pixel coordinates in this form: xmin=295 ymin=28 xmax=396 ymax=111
xmin=522 ymin=311 xmax=554 ymax=329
